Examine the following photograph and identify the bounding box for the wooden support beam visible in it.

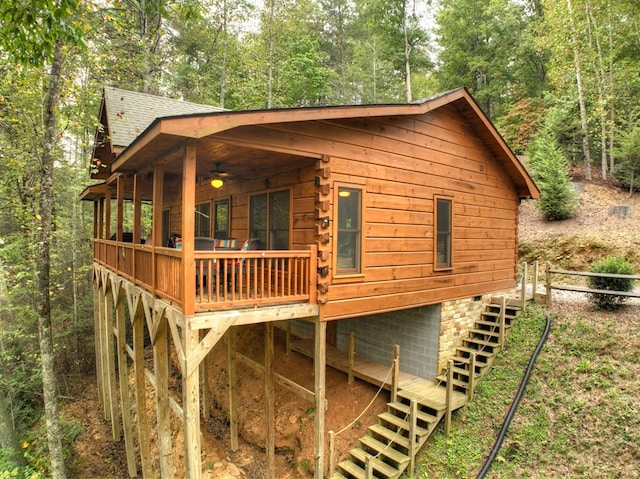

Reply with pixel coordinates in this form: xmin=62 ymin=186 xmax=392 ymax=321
xmin=314 ymin=319 xmax=326 ymax=479
xmin=445 ymin=359 xmax=453 ymax=439
xmin=265 ymin=323 xmax=276 ymax=479
xmin=184 ymin=321 xmax=202 ymax=479
xmin=132 ymin=301 xmax=153 ymax=477
xmin=181 ymin=143 xmax=197 ymax=316
xmin=115 ymin=294 xmax=137 ymax=477
xmin=227 ymin=328 xmax=239 ymax=451
xmin=348 ymin=331 xmax=355 ymax=384
xmin=154 ymin=314 xmax=174 ymax=477
xmin=94 ymin=285 xmax=104 ymax=407
xmin=468 ymin=353 xmax=477 ymax=402
xmin=391 ymin=344 xmax=400 ymax=403
xmin=200 ymin=329 xmax=209 ymax=421
xmin=409 ymin=399 xmax=418 ymax=476
xmin=104 ymin=288 xmax=122 ymax=440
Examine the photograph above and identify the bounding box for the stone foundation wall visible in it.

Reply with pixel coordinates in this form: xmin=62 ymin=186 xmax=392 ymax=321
xmin=437 ymin=295 xmax=491 ymax=373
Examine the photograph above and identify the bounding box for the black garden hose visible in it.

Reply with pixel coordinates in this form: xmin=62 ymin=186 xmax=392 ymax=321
xmin=476 ymin=312 xmax=552 ymax=479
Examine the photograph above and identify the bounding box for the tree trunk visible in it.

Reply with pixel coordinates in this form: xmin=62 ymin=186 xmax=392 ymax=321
xmin=36 ymin=43 xmax=68 ymax=479
xmin=567 ymin=0 xmax=592 ymax=180
xmin=586 ymin=3 xmax=608 ymax=180
xmin=403 ymin=0 xmax=412 ymax=103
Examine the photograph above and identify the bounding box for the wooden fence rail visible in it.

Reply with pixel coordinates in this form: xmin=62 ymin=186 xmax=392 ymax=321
xmin=545 ymin=264 xmax=640 ymax=307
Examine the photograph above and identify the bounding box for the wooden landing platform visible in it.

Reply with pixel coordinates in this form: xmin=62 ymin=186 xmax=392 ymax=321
xmin=289 ymin=338 xmax=468 ymax=412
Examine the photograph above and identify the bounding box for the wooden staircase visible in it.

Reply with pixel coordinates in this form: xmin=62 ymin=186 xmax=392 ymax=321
xmin=329 ymin=298 xmax=523 ymax=479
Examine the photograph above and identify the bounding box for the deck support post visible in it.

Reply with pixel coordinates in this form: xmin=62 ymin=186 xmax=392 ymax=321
xmin=94 ymin=284 xmax=104 ymax=407
xmin=98 ymin=284 xmax=110 ymax=420
xmin=154 ymin=313 xmax=174 ymax=477
xmin=314 ymin=319 xmax=326 ymax=479
xmin=132 ymin=298 xmax=152 ymax=477
xmin=445 ymin=359 xmax=453 ymax=439
xmin=348 ymin=331 xmax=355 ymax=384
xmin=115 ymin=292 xmax=137 ymax=477
xmin=265 ymin=322 xmax=276 ymax=479
xmin=227 ymin=327 xmax=239 ymax=451
xmin=104 ymin=288 xmax=121 ymax=439
xmin=184 ymin=320 xmax=202 ymax=479
xmin=391 ymin=344 xmax=400 ymax=403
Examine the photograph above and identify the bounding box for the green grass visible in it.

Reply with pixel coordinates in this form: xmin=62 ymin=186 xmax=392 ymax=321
xmin=413 ymin=303 xmax=640 ymax=479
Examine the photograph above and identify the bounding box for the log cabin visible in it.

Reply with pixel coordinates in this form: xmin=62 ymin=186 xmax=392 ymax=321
xmin=81 ymin=86 xmax=539 ymax=479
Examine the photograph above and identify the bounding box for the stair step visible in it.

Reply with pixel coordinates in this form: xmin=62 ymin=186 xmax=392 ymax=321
xmin=450 ymin=354 xmax=490 ymax=367
xmin=330 ymin=472 xmax=348 ymax=479
xmin=379 ymin=412 xmax=429 ymax=436
xmin=482 ymin=310 xmax=518 ymax=321
xmin=470 ymin=327 xmax=501 ymax=338
xmin=337 ymin=459 xmax=366 ymax=479
xmin=463 ymin=337 xmax=500 ymax=349
xmin=437 ymin=374 xmax=471 ymax=388
xmin=456 ymin=346 xmax=494 ymax=359
xmin=475 ymin=319 xmax=510 ymax=330
xmin=350 ymin=447 xmax=402 ymax=478
xmin=359 ymin=434 xmax=410 ymax=466
xmin=369 ymin=424 xmax=410 ymax=449
xmin=388 ymin=402 xmax=440 ymax=425
xmin=451 ymin=365 xmax=481 ymax=379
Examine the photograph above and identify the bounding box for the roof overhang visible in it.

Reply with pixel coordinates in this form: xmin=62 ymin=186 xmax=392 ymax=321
xmin=108 ymin=87 xmax=540 ymax=200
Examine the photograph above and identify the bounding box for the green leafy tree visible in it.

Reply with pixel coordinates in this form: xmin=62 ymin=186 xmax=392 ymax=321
xmin=435 ymin=0 xmax=536 ymax=119
xmin=527 ymin=133 xmax=577 ymax=221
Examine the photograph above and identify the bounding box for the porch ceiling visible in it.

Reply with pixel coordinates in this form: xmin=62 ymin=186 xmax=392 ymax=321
xmin=119 ymin=132 xmax=314 ymax=179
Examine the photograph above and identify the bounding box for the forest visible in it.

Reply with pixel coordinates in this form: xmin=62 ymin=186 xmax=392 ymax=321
xmin=1 ymin=0 xmax=639 ymax=477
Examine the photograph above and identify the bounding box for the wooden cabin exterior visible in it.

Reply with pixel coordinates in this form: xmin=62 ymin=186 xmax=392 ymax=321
xmin=82 ymin=86 xmax=538 ymax=479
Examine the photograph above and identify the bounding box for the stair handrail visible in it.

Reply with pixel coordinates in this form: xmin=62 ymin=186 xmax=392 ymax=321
xmin=328 ymin=360 xmax=395 ymax=475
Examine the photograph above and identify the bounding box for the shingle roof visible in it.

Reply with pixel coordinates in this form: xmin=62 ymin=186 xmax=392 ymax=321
xmin=103 ymin=86 xmax=224 ymax=149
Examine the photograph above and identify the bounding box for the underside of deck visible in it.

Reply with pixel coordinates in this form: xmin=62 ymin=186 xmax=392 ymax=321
xmin=289 ymin=337 xmax=468 ymax=412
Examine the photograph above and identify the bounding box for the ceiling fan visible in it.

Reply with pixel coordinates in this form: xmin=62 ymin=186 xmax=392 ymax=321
xmin=209 ymin=162 xmax=233 ymax=188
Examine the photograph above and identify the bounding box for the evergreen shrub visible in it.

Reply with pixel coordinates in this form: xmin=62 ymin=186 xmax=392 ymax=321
xmin=587 ymin=256 xmax=636 ymax=310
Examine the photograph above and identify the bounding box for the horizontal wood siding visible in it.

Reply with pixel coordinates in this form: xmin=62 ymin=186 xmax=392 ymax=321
xmin=319 ymin=109 xmax=518 ymax=319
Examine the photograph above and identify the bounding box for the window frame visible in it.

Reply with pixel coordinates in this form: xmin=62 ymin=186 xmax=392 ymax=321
xmin=434 ymin=195 xmax=453 ymax=271
xmin=248 ymin=188 xmax=292 ymax=250
xmin=195 ymin=201 xmax=211 ymax=237
xmin=333 ymin=182 xmax=365 ymax=281
xmin=213 ymin=198 xmax=230 ymax=239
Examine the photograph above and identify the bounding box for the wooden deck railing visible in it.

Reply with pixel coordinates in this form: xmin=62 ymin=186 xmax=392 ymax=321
xmin=94 ymin=240 xmax=317 ymax=311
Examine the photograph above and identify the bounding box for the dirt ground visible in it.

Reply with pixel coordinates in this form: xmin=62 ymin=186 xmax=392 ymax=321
xmin=64 ymin=178 xmax=640 ymax=478
xmin=65 ymin=325 xmax=389 ymax=479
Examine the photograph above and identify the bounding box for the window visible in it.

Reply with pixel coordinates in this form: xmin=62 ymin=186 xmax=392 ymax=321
xmin=162 ymin=208 xmax=170 ymax=246
xmin=249 ymin=190 xmax=290 ymax=249
xmin=435 ymin=197 xmax=452 ymax=270
xmin=214 ymin=199 xmax=229 ymax=239
xmin=336 ymin=186 xmax=362 ymax=275
xmin=195 ymin=202 xmax=211 ymax=237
